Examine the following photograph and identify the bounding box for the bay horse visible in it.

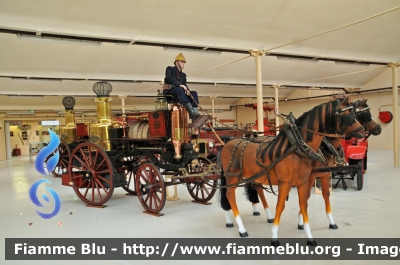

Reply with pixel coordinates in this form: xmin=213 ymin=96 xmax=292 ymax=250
xmin=297 ymin=98 xmax=382 ymax=229
xmin=219 ymin=97 xmax=366 ymax=246
xmin=247 ymin=99 xmax=382 ymax=229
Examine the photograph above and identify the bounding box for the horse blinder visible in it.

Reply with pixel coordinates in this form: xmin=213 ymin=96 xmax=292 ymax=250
xmin=358 ymin=111 xmax=372 ymax=123
xmin=341 ymin=114 xmax=356 ymax=126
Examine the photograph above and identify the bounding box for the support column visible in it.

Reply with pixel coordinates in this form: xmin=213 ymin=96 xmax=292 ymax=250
xmin=250 ymin=49 xmax=266 ymax=137
xmin=273 ymin=85 xmax=280 ymax=135
xmin=210 ymin=96 xmax=215 ymax=126
xmin=389 ymin=63 xmax=400 ymax=167
xmin=5 ymin=120 xmax=11 ymax=160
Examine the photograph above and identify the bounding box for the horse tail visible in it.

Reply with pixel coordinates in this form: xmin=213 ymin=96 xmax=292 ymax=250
xmin=218 ymin=167 xmax=231 ymax=211
xmin=217 ymin=149 xmax=231 ymax=210
xmin=244 ymin=183 xmax=260 ymax=203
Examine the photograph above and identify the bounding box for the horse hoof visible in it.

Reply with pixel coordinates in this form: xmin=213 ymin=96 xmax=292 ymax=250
xmin=307 ymin=239 xmax=317 ymax=246
xmin=253 ymin=212 xmax=260 ymax=216
xmin=267 ymin=219 xmax=274 ymax=223
xmin=226 ymin=223 xmax=234 ymax=228
xmin=239 ymin=232 xmax=248 ymax=237
xmin=329 ymin=224 xmax=338 ymax=229
xmin=298 ymin=224 xmax=304 ymax=230
xmin=271 ymin=240 xmax=280 ymax=246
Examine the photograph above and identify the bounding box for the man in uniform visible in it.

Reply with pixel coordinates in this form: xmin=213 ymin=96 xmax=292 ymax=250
xmin=163 ymin=53 xmax=200 ymax=120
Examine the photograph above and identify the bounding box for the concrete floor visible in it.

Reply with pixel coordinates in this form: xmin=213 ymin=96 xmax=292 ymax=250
xmin=0 ymin=150 xmax=399 ymax=265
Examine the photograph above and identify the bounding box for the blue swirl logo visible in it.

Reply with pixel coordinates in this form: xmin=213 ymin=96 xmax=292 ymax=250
xmin=34 ymin=129 xmax=60 ymax=175
xmin=31 ymin=129 xmax=61 ymax=219
xmin=29 ymin=179 xmax=61 ymax=219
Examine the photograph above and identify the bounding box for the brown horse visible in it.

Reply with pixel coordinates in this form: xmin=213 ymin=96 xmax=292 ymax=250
xmin=219 ymin=97 xmax=366 ymax=246
xmin=297 ymin=99 xmax=382 ymax=229
xmin=248 ymin=99 xmax=382 ymax=229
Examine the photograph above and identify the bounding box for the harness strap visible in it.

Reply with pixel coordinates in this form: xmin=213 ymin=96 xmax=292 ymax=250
xmin=321 ymin=137 xmax=338 ymax=156
xmin=225 ymin=139 xmax=248 ymax=178
xmin=250 ymin=145 xmax=298 ymax=195
xmin=222 ymin=145 xmax=297 ymax=194
xmin=347 ymin=125 xmax=365 ymax=138
xmin=335 ymin=145 xmax=345 ymax=165
xmin=239 ymin=140 xmax=252 ymax=177
xmin=284 ymin=122 xmax=328 ymax=165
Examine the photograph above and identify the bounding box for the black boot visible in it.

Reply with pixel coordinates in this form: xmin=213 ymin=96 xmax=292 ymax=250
xmin=183 ymin=103 xmax=200 ymax=120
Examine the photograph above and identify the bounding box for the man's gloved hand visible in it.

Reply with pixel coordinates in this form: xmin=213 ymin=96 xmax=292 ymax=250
xmin=180 ymin=85 xmax=190 ymax=95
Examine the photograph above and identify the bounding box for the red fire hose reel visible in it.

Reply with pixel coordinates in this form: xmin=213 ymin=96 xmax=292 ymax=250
xmin=378 ymin=111 xmax=393 ymax=123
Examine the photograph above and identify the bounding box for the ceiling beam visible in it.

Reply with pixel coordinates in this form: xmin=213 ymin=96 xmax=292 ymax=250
xmin=0 ymin=27 xmax=388 ymax=65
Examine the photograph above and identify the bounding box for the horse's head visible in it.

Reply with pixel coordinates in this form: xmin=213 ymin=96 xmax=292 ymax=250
xmin=352 ymin=99 xmax=382 ymax=136
xmin=335 ymin=97 xmax=366 ymax=139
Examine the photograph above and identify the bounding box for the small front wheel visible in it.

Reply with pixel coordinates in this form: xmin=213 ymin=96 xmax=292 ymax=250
xmin=187 ymin=157 xmax=218 ymax=202
xmin=135 ymin=163 xmax=166 ymax=214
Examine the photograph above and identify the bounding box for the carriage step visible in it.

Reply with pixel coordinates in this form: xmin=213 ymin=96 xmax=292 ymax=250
xmin=190 ymin=115 xmax=211 ymax=129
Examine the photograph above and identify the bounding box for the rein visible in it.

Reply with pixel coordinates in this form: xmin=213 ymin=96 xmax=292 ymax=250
xmin=300 ymin=127 xmax=345 ymax=138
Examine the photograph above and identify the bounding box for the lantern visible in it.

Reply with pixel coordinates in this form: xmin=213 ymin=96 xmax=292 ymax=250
xmin=155 ymin=89 xmax=168 ymax=110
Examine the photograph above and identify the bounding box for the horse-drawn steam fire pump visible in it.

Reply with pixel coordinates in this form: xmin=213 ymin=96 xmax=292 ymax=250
xmin=61 ymin=81 xmax=220 ymax=215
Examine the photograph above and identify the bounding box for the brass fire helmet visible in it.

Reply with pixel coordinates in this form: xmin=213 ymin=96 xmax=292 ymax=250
xmin=175 ymin=53 xmax=186 ymax=63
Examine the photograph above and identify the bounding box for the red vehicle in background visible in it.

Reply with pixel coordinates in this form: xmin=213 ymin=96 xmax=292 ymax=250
xmin=198 ymin=120 xmax=244 ymax=162
xmin=243 ymin=103 xmax=276 ymax=137
xmin=332 ymin=137 xmax=368 ymax=190
xmin=198 ymin=103 xmax=277 ymax=161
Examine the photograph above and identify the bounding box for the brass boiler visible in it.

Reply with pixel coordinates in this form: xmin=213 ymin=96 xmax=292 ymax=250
xmin=89 ymin=97 xmax=113 ymax=151
xmin=171 ymin=103 xmax=188 ymax=159
xmin=60 ymin=110 xmax=77 ymax=144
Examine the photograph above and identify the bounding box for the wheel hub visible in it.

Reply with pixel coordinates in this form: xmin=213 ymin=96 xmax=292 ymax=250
xmin=140 ymin=184 xmax=150 ymax=195
xmin=83 ymin=172 xmax=93 ymax=180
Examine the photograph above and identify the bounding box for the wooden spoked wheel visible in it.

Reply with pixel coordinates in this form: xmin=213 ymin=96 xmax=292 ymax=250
xmin=122 ymin=156 xmax=146 ymax=195
xmin=52 ymin=139 xmax=70 ymax=177
xmin=135 ymin=163 xmax=166 ymax=214
xmin=187 ymin=157 xmax=218 ymax=202
xmin=356 ymin=160 xmax=364 ymax=191
xmin=68 ymin=142 xmax=114 ymax=206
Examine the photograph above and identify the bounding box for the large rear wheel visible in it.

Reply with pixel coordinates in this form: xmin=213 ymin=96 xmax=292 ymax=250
xmin=68 ymin=142 xmax=114 ymax=205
